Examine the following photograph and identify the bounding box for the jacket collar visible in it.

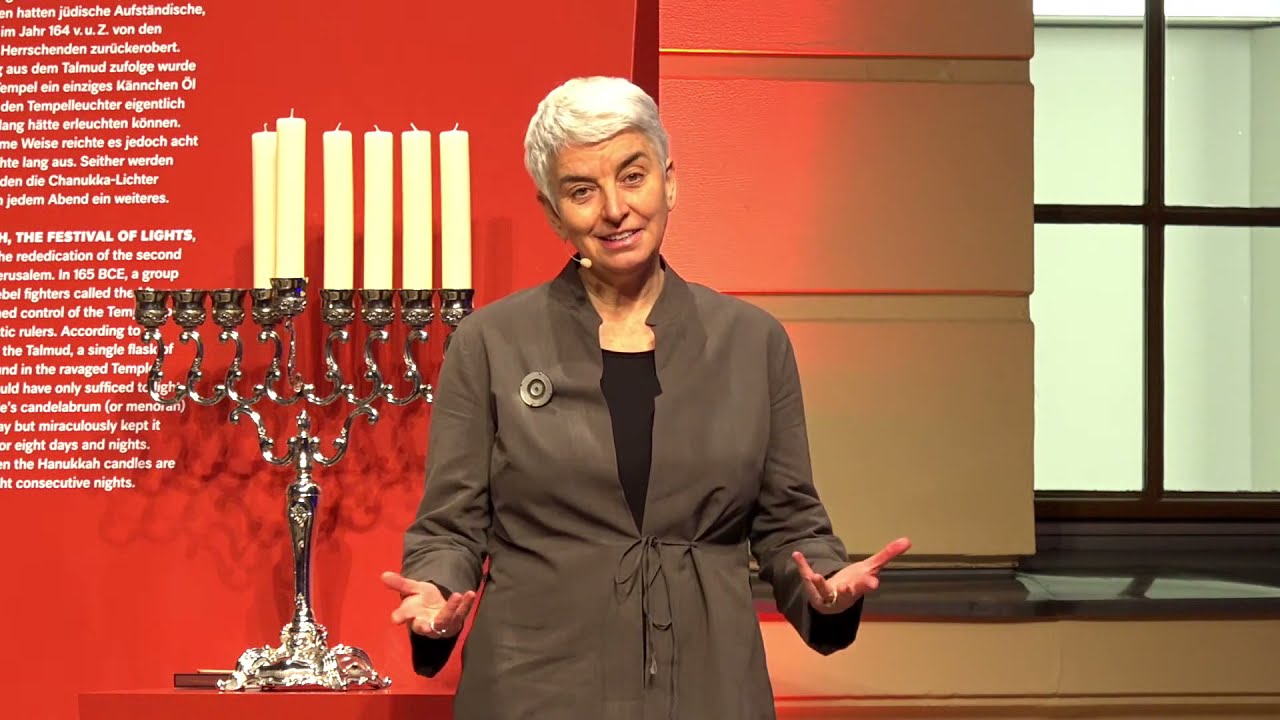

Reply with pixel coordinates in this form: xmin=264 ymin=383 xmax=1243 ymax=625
xmin=549 ymin=255 xmax=694 ymax=328
xmin=549 ymin=254 xmax=707 ymax=400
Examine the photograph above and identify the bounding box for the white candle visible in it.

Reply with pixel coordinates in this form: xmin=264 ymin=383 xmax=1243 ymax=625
xmin=274 ymin=112 xmax=306 ymax=280
xmin=251 ymin=125 xmax=276 ymax=288
xmin=323 ymin=125 xmax=353 ymax=290
xmin=363 ymin=127 xmax=393 ymax=289
xmin=439 ymin=125 xmax=472 ymax=289
xmin=401 ymin=125 xmax=433 ymax=289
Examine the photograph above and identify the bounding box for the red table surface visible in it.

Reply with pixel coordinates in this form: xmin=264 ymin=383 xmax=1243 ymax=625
xmin=79 ymin=685 xmax=455 ymax=720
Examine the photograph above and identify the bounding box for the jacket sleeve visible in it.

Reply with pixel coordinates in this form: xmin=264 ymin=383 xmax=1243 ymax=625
xmin=401 ymin=319 xmax=494 ymax=676
xmin=749 ymin=320 xmax=863 ymax=655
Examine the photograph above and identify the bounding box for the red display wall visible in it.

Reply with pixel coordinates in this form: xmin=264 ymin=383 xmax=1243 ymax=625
xmin=0 ymin=2 xmax=656 ymax=718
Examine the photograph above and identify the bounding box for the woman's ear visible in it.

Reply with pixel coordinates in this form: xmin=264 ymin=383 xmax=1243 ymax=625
xmin=665 ymin=160 xmax=677 ymax=212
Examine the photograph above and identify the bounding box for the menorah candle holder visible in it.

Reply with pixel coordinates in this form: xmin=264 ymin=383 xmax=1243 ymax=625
xmin=132 ymin=278 xmax=474 ymax=692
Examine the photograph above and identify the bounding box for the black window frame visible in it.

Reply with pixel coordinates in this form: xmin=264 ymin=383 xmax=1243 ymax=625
xmin=1034 ymin=0 xmax=1280 ymax=521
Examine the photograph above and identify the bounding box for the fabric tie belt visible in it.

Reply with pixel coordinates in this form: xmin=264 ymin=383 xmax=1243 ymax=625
xmin=614 ymin=536 xmax=747 ymax=719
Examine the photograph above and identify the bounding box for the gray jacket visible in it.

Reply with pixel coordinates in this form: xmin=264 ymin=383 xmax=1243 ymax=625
xmin=403 ymin=258 xmax=861 ymax=719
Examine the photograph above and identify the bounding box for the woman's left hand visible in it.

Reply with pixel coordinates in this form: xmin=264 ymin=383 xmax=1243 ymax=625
xmin=792 ymin=537 xmax=913 ymax=614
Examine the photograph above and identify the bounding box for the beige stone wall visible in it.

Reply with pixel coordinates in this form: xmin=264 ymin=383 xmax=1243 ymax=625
xmin=659 ymin=1 xmax=1036 ymax=560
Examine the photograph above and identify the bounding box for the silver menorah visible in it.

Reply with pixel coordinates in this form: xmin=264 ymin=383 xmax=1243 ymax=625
xmin=132 ymin=277 xmax=474 ymax=692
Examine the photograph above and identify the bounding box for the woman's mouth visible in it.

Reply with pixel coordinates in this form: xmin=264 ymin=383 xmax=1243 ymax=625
xmin=598 ymin=229 xmax=640 ymax=248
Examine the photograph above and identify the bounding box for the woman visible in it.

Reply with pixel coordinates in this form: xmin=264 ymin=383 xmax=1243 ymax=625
xmin=381 ymin=76 xmax=911 ymax=719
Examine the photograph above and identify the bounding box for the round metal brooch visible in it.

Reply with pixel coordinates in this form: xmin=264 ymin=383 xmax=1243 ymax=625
xmin=519 ymin=371 xmax=553 ymax=408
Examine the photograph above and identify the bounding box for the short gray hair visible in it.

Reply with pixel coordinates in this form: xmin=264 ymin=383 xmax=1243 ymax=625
xmin=523 ymin=76 xmax=670 ymax=204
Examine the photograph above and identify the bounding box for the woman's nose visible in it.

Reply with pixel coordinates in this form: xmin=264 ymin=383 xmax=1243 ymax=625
xmin=601 ymin=186 xmax=628 ymax=223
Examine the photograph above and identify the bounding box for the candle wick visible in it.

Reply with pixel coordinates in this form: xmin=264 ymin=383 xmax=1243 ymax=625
xmin=336 ymin=122 xmax=342 ymax=131
xmin=411 ymin=122 xmax=419 ymax=131
xmin=290 ymin=108 xmax=295 ymax=118
xmin=262 ymin=122 xmax=267 ymax=132
xmin=374 ymin=124 xmax=381 ymax=132
xmin=453 ymin=122 xmax=459 ymax=131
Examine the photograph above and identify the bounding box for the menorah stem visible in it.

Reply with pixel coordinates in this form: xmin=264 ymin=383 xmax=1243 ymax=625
xmin=286 ymin=455 xmax=319 ymax=634
xmin=218 ymin=413 xmax=387 ymax=692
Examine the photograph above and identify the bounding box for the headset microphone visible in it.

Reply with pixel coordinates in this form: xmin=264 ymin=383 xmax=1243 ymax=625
xmin=572 ymin=254 xmax=593 ymax=269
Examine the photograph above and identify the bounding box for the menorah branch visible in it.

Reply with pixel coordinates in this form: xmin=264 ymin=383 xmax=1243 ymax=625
xmin=228 ymin=404 xmax=298 ymax=467
xmin=313 ymin=404 xmax=379 ymax=467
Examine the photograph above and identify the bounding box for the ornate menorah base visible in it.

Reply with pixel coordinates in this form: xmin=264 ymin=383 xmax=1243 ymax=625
xmin=219 ymin=619 xmax=390 ymax=691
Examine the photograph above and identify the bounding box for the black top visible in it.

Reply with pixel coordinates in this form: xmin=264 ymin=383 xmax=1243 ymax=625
xmin=600 ymin=348 xmax=662 ymax=532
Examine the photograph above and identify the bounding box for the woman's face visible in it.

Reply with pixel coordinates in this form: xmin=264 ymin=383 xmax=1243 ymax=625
xmin=542 ymin=129 xmax=676 ymax=279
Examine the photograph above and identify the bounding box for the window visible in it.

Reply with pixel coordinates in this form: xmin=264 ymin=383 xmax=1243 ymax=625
xmin=1030 ymin=0 xmax=1280 ymax=518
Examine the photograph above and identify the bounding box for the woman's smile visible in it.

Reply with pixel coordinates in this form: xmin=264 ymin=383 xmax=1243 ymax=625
xmin=597 ymin=227 xmax=642 ymax=250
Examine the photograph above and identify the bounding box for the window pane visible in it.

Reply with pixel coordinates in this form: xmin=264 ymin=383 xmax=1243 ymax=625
xmin=1031 ymin=24 xmax=1143 ymax=205
xmin=1031 ymin=225 xmax=1144 ymax=491
xmin=1166 ymin=23 xmax=1280 ymax=207
xmin=1165 ymin=226 xmax=1280 ymax=491
xmin=1035 ymin=1 xmax=1280 ymax=22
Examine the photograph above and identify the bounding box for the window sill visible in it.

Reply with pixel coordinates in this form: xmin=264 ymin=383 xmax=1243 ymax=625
xmin=753 ymin=521 xmax=1280 ymax=621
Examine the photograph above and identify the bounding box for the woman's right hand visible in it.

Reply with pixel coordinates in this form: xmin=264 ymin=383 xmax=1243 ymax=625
xmin=380 ymin=570 xmax=477 ymax=639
